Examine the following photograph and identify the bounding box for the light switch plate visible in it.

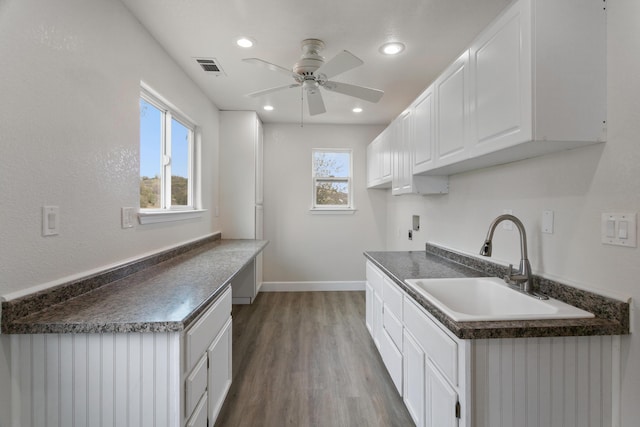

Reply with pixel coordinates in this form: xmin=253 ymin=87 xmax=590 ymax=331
xmin=42 ymin=206 xmax=59 ymax=236
xmin=601 ymin=213 xmax=636 ymax=247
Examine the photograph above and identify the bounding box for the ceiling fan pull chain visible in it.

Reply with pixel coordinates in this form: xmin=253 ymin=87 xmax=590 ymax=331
xmin=300 ymin=86 xmax=304 ymax=127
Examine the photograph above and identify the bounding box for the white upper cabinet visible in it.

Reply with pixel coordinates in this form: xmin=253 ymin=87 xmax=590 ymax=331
xmin=369 ymin=0 xmax=606 ymax=182
xmin=391 ymin=109 xmax=448 ymax=196
xmin=367 ymin=126 xmax=392 ymax=189
xmin=433 ymin=50 xmax=471 ymax=168
xmin=430 ymin=0 xmax=605 ymax=175
xmin=412 ymin=85 xmax=435 ymax=174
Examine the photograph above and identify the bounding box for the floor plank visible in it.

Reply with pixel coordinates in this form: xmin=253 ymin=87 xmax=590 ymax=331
xmin=215 ymin=291 xmax=415 ymax=427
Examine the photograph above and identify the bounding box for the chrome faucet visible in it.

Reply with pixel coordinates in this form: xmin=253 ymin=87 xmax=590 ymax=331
xmin=480 ymin=214 xmax=547 ymax=299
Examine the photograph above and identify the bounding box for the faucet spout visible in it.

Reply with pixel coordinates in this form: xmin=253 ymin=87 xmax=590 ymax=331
xmin=479 ymin=214 xmax=535 ymax=294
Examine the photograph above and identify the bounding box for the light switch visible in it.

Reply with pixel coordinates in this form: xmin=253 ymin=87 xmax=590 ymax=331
xmin=42 ymin=206 xmax=59 ymax=236
xmin=618 ymin=221 xmax=629 ymax=239
xmin=121 ymin=207 xmax=136 ymax=229
xmin=606 ymin=220 xmax=616 ymax=238
xmin=601 ymin=212 xmax=637 ymax=247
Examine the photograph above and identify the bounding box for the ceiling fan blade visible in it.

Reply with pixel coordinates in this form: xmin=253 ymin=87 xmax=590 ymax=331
xmin=315 ymin=50 xmax=363 ymax=79
xmin=242 ymin=58 xmax=301 ymax=81
xmin=323 ymin=81 xmax=384 ymax=103
xmin=307 ymin=89 xmax=326 ymax=116
xmin=246 ymin=83 xmax=301 ymax=98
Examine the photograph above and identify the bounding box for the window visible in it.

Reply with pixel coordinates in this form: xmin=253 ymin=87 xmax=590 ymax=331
xmin=311 ymin=149 xmax=354 ymax=212
xmin=139 ymin=84 xmax=201 ymax=223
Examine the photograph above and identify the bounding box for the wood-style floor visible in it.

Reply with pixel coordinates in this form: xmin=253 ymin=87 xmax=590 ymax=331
xmin=214 ymin=291 xmax=415 ymax=427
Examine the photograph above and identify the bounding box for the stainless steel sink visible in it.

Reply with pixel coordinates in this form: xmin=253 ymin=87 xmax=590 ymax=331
xmin=404 ymin=277 xmax=594 ymax=322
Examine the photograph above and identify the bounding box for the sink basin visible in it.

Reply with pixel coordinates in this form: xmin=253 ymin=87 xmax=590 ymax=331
xmin=404 ymin=277 xmax=594 ymax=322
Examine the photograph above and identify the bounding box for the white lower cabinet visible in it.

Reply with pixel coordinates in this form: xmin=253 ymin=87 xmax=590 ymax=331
xmin=403 ymin=330 xmax=426 ymax=427
xmin=365 ymin=260 xmax=620 ymax=427
xmin=426 ymin=358 xmax=458 ymax=427
xmin=9 ymin=286 xmax=233 ymax=427
xmin=183 ymin=286 xmax=232 ymax=426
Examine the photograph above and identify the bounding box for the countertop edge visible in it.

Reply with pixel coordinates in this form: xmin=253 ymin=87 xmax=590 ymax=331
xmin=2 ymin=237 xmax=267 ymax=334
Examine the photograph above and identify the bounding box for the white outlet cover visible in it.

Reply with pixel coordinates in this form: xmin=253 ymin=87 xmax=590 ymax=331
xmin=601 ymin=212 xmax=637 ymax=247
xmin=542 ymin=210 xmax=554 ymax=234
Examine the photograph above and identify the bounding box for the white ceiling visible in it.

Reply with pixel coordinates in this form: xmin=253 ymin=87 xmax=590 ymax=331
xmin=121 ymin=0 xmax=511 ymax=125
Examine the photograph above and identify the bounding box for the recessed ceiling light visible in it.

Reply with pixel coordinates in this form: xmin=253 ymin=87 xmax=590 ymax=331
xmin=379 ymin=42 xmax=405 ymax=55
xmin=236 ymin=37 xmax=255 ymax=48
xmin=352 ymin=107 xmax=363 ymax=113
xmin=263 ymin=105 xmax=274 ymax=111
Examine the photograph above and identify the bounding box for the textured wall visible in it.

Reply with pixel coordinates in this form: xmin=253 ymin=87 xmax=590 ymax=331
xmin=0 ymin=0 xmax=220 ymax=299
xmin=0 ymin=1 xmax=220 ymax=422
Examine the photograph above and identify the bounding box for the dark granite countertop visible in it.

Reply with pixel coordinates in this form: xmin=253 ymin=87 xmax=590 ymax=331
xmin=365 ymin=245 xmax=629 ymax=340
xmin=2 ymin=237 xmax=268 ymax=334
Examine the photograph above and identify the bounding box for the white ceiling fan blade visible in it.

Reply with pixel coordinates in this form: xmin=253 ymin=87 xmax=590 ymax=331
xmin=307 ymin=89 xmax=326 ymax=116
xmin=242 ymin=58 xmax=301 ymax=81
xmin=315 ymin=50 xmax=363 ymax=79
xmin=323 ymin=81 xmax=384 ymax=103
xmin=246 ymin=83 xmax=300 ymax=98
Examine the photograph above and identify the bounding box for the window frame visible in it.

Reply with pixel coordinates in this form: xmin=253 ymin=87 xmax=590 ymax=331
xmin=310 ymin=148 xmax=355 ymax=214
xmin=139 ymin=83 xmax=204 ymax=223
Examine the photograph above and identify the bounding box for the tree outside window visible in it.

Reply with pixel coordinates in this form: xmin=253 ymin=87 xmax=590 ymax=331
xmin=312 ymin=149 xmax=353 ymax=210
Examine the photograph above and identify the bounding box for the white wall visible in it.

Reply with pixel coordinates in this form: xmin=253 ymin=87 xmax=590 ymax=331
xmin=0 ymin=0 xmax=220 ymax=423
xmin=263 ymin=124 xmax=386 ymax=284
xmin=386 ymin=1 xmax=640 ymax=424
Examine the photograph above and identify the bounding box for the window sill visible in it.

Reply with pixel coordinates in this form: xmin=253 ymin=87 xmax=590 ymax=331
xmin=138 ymin=209 xmax=207 ymax=225
xmin=309 ymin=208 xmax=357 ymax=215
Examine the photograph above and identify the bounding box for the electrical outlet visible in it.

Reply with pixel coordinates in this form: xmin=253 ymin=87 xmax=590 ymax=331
xmin=408 ymin=230 xmax=413 ymax=240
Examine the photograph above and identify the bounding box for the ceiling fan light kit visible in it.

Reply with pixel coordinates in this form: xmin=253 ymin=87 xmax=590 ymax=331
xmin=243 ymin=38 xmax=384 ymax=116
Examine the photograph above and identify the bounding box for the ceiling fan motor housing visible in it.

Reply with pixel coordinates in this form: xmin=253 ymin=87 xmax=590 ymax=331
xmin=293 ymin=39 xmax=325 ymax=76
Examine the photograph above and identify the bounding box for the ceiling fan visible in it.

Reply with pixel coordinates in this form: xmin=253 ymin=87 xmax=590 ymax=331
xmin=243 ymin=39 xmax=384 ymax=116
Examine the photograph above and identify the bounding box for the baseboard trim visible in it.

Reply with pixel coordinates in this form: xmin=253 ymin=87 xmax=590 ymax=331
xmin=260 ymin=281 xmax=365 ymax=292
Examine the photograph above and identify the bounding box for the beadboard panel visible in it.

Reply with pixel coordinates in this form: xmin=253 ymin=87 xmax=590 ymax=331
xmin=472 ymin=335 xmax=618 ymax=427
xmin=10 ymin=332 xmax=181 ymax=427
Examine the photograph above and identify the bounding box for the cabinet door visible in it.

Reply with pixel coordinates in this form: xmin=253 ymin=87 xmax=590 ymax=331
xmin=380 ymin=130 xmax=392 ymax=182
xmin=413 ymin=86 xmax=435 ymax=174
xmin=365 ymin=281 xmax=374 ymax=335
xmin=186 ymin=392 xmax=208 ymax=427
xmin=255 ymin=119 xmax=264 ymax=205
xmin=379 ymin=328 xmax=403 ymax=395
xmin=366 ymin=143 xmax=376 ymax=187
xmin=403 ymin=330 xmax=426 ymax=427
xmin=470 ymin=0 xmax=532 ymax=156
xmin=435 ymin=50 xmax=470 ymax=167
xmin=208 ymin=318 xmax=232 ymax=424
xmin=373 ymin=291 xmax=383 ymax=350
xmin=392 ymin=111 xmax=413 ymax=195
xmin=426 ymin=359 xmax=458 ymax=427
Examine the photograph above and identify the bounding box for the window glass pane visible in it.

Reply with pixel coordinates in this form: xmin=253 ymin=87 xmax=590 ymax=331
xmin=171 ymin=118 xmax=190 ymax=206
xmin=316 ymin=180 xmax=349 ymax=206
xmin=313 ymin=151 xmax=350 ymax=178
xmin=140 ymin=98 xmax=162 ymax=208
